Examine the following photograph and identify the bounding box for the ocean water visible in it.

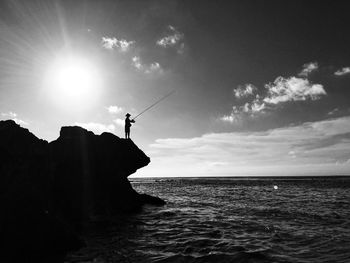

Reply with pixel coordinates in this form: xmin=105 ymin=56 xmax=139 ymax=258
xmin=66 ymin=177 xmax=350 ymax=263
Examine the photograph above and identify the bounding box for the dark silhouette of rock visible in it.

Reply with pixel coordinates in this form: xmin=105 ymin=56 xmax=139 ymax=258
xmin=0 ymin=120 xmax=83 ymax=260
xmin=0 ymin=120 xmax=165 ymax=260
xmin=50 ymin=126 xmax=164 ymax=228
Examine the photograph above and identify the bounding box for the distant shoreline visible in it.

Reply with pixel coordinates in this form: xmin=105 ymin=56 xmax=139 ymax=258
xmin=130 ymin=175 xmax=350 ymax=181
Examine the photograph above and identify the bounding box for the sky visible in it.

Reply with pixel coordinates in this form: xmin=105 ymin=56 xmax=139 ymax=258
xmin=1 ymin=0 xmax=350 ymax=177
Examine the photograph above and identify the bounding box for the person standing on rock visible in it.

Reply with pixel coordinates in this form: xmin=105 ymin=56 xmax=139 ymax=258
xmin=125 ymin=113 xmax=135 ymax=139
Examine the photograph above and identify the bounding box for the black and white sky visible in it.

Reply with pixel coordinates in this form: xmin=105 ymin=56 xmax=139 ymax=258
xmin=1 ymin=0 xmax=350 ymax=176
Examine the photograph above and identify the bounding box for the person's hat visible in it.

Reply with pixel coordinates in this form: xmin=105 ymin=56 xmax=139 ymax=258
xmin=125 ymin=113 xmax=131 ymax=117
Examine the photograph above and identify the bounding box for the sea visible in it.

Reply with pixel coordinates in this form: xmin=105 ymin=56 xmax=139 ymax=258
xmin=65 ymin=176 xmax=350 ymax=263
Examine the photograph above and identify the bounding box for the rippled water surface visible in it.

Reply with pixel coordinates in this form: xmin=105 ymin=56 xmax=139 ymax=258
xmin=66 ymin=177 xmax=350 ymax=263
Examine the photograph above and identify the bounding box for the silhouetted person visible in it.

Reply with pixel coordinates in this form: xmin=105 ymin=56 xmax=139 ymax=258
xmin=125 ymin=113 xmax=135 ymax=139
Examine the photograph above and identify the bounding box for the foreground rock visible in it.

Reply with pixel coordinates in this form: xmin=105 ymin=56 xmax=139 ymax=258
xmin=50 ymin=125 xmax=165 ymax=228
xmin=0 ymin=120 xmax=164 ymax=260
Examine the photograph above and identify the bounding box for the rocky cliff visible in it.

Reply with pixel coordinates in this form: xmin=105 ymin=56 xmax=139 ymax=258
xmin=0 ymin=120 xmax=164 ymax=259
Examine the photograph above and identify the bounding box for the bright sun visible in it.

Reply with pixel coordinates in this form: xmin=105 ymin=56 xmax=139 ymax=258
xmin=44 ymin=54 xmax=102 ymax=111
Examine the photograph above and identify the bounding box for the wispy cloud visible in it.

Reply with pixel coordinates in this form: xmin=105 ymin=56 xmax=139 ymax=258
xmin=221 ymin=98 xmax=266 ymax=123
xmin=220 ymin=113 xmax=238 ymax=123
xmin=107 ymin=105 xmax=123 ymax=114
xmin=132 ymin=56 xmax=163 ymax=74
xmin=13 ymin=118 xmax=28 ymax=126
xmin=220 ymin=107 xmax=241 ymax=123
xmin=1 ymin=112 xmax=17 ymax=118
xmin=113 ymin=118 xmax=124 ymax=127
xmin=298 ymin=62 xmax=318 ymax=77
xmin=74 ymin=122 xmax=115 ymax=134
xmin=1 ymin=112 xmax=29 ymax=126
xmin=156 ymin=25 xmax=185 ymax=54
xmin=233 ymin=84 xmax=257 ymax=98
xmin=146 ymin=62 xmax=162 ymax=74
xmin=328 ymin=108 xmax=339 ymax=116
xmin=334 ymin=67 xmax=350 ymax=76
xmin=101 ymin=37 xmax=135 ymax=52
xmin=136 ymin=116 xmax=350 ymax=177
xmin=132 ymin=56 xmax=143 ymax=70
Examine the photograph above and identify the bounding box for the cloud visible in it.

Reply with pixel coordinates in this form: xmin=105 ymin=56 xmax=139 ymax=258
xmin=101 ymin=37 xmax=118 ymax=50
xmin=101 ymin=37 xmax=135 ymax=52
xmin=132 ymin=56 xmax=143 ymax=70
xmin=221 ymin=63 xmax=326 ymax=123
xmin=233 ymin=84 xmax=257 ymax=98
xmin=263 ymin=76 xmax=326 ymax=104
xmin=113 ymin=118 xmax=124 ymax=127
xmin=1 ymin=111 xmax=17 ymax=118
xmin=74 ymin=122 xmax=115 ymax=134
xmin=107 ymin=105 xmax=123 ymax=114
xmin=334 ymin=67 xmax=350 ymax=76
xmin=220 ymin=106 xmax=241 ymax=123
xmin=220 ymin=114 xmax=237 ymax=123
xmin=146 ymin=62 xmax=162 ymax=74
xmin=328 ymin=108 xmax=339 ymax=116
xmin=156 ymin=25 xmax=184 ymax=54
xmin=221 ymin=98 xmax=266 ymax=123
xmin=1 ymin=112 xmax=29 ymax=126
xmin=136 ymin=116 xmax=350 ymax=177
xmin=249 ymin=99 xmax=266 ymax=113
xmin=132 ymin=56 xmax=163 ymax=74
xmin=302 ymin=132 xmax=350 ymax=151
xmin=298 ymin=62 xmax=318 ymax=77
xmin=12 ymin=118 xmax=28 ymax=126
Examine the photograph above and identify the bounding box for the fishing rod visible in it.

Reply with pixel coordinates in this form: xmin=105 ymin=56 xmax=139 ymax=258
xmin=132 ymin=89 xmax=176 ymax=120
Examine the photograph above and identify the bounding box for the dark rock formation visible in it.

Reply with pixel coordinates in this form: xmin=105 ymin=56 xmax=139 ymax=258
xmin=50 ymin=126 xmax=165 ymax=228
xmin=0 ymin=120 xmax=164 ymax=260
xmin=0 ymin=120 xmax=83 ymax=259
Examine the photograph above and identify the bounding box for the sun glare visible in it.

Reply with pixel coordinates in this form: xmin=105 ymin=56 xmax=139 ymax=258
xmin=43 ymin=54 xmax=102 ymax=111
